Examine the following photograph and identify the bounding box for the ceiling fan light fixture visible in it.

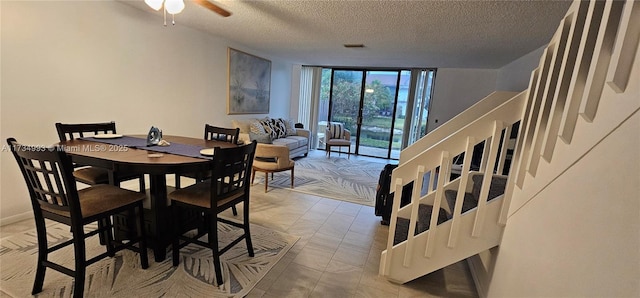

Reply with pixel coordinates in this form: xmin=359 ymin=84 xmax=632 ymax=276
xmin=144 ymin=0 xmax=164 ymax=11
xmin=164 ymin=0 xmax=185 ymax=14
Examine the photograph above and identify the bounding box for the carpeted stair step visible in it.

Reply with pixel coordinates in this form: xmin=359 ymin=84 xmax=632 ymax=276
xmin=444 ymin=174 xmax=508 ymax=218
xmin=393 ymin=204 xmax=448 ymax=245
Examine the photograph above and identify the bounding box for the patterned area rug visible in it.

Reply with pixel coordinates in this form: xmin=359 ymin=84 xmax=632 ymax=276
xmin=0 ymin=220 xmax=297 ymax=297
xmin=252 ymin=152 xmax=387 ymax=206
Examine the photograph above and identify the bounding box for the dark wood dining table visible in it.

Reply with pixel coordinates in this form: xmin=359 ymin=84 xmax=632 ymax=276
xmin=57 ymin=135 xmax=236 ymax=261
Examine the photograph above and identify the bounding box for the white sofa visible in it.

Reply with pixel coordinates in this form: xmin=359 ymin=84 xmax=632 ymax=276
xmin=232 ymin=118 xmax=310 ymax=159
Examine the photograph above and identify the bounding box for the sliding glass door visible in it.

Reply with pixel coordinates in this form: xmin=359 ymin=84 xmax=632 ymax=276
xmin=307 ymin=66 xmax=436 ymax=160
xmin=322 ymin=69 xmax=407 ymax=159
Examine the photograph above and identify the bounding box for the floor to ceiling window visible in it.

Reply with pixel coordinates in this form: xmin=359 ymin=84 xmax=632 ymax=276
xmin=310 ymin=68 xmax=435 ymax=159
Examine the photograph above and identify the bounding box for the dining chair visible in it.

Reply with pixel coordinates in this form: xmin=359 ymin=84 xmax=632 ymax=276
xmin=204 ymin=124 xmax=240 ymax=144
xmin=55 ymin=122 xmax=146 ymax=191
xmin=169 ymin=141 xmax=257 ymax=286
xmin=7 ymin=138 xmax=149 ymax=298
xmin=251 ymin=144 xmax=295 ymax=192
xmin=325 ymin=122 xmax=352 ymax=158
xmin=174 ymin=124 xmax=240 ymax=189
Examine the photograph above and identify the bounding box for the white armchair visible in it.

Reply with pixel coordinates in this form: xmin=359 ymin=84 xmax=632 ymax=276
xmin=251 ymin=144 xmax=295 ymax=192
xmin=325 ymin=122 xmax=352 ymax=158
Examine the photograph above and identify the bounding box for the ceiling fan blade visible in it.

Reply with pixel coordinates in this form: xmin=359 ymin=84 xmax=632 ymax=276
xmin=193 ymin=0 xmax=232 ymax=17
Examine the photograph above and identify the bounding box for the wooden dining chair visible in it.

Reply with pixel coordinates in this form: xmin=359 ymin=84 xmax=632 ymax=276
xmin=174 ymin=124 xmax=240 ymax=189
xmin=169 ymin=141 xmax=257 ymax=286
xmin=204 ymin=124 xmax=240 ymax=144
xmin=7 ymin=138 xmax=149 ymax=298
xmin=55 ymin=122 xmax=146 ymax=191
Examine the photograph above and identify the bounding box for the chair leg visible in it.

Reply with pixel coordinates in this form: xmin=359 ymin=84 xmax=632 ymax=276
xmin=208 ymin=217 xmax=223 ymax=286
xmin=231 ymin=205 xmax=238 ymax=216
xmin=175 ymin=174 xmax=181 ymax=189
xmin=31 ymin=217 xmax=48 ymax=295
xmin=264 ymin=172 xmax=268 ymax=192
xmin=136 ymin=203 xmax=149 ymax=269
xmin=105 ymin=217 xmax=115 ymax=257
xmin=290 ymin=167 xmax=294 ymax=189
xmin=251 ymin=169 xmax=256 ymax=184
xmin=72 ymin=224 xmax=86 ymax=298
xmin=172 ymin=205 xmax=181 ymax=267
xmin=326 ymin=145 xmax=331 ymax=157
xmin=138 ymin=174 xmax=146 ymax=193
xmin=243 ymin=198 xmax=254 ymax=257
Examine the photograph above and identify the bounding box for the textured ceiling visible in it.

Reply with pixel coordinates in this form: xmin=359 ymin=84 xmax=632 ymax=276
xmin=120 ymin=0 xmax=572 ymax=68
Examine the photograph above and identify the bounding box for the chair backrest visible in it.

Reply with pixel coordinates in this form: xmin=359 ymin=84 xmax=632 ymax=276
xmin=204 ymin=124 xmax=240 ymax=144
xmin=327 ymin=122 xmax=346 ymax=140
xmin=209 ymin=141 xmax=257 ymax=209
xmin=56 ymin=121 xmax=117 ymax=141
xmin=6 ymin=138 xmax=81 ymax=221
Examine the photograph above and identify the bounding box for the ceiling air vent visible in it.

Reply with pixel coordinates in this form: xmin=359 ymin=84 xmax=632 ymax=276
xmin=343 ymin=44 xmax=365 ymax=48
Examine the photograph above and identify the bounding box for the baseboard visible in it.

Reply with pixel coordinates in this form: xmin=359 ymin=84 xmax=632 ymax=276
xmin=0 ymin=211 xmax=33 ymax=227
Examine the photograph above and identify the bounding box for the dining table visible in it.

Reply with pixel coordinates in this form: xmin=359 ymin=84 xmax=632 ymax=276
xmin=57 ymin=134 xmax=237 ymax=261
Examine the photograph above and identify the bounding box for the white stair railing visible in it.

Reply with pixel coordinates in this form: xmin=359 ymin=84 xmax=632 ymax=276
xmin=399 ymin=91 xmax=518 ymax=165
xmin=380 ymin=0 xmax=640 ymax=285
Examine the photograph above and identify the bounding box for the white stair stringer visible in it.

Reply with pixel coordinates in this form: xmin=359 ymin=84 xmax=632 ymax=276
xmin=380 ymin=197 xmax=504 ymax=284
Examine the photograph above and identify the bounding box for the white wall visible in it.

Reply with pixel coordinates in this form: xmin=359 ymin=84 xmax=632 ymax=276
xmin=488 ymin=111 xmax=640 ymax=297
xmin=428 ymin=46 xmax=543 ymax=134
xmin=0 ymin=1 xmax=293 ymax=223
xmin=496 ymin=45 xmax=545 ymax=92
xmin=428 ymin=68 xmax=498 ymax=132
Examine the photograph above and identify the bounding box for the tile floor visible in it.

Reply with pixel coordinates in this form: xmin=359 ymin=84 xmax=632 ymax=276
xmin=0 ymin=152 xmax=479 ymax=298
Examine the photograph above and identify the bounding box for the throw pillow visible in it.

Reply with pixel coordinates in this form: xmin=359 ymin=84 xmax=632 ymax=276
xmin=283 ymin=119 xmax=297 ymax=136
xmin=232 ymin=119 xmax=253 ymax=134
xmin=329 ymin=122 xmax=345 ymax=139
xmin=272 ymin=118 xmax=288 ymax=139
xmin=249 ymin=131 xmax=272 ymax=144
xmin=249 ymin=121 xmax=266 ymax=134
xmin=259 ymin=118 xmax=278 ymax=140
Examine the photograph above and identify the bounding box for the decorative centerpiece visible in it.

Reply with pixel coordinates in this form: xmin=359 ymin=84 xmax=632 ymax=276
xmin=147 ymin=126 xmax=163 ymax=146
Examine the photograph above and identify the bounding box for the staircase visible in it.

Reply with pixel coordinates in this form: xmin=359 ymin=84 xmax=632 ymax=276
xmin=380 ymin=0 xmax=640 ymax=285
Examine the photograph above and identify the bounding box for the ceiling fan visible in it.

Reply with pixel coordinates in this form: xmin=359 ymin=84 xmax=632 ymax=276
xmin=193 ymin=0 xmax=231 ymax=17
xmin=145 ymin=0 xmax=231 ymax=20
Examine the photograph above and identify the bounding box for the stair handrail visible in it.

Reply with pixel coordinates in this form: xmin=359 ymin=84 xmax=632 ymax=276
xmin=399 ymin=91 xmax=519 ymax=165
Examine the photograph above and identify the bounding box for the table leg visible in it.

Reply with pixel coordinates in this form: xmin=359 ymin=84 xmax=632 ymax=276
xmin=148 ymin=174 xmax=169 ymax=262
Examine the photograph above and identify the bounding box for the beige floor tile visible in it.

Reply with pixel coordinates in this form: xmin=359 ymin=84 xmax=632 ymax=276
xmin=308 ymin=202 xmax=339 ymax=215
xmin=292 ymin=245 xmax=335 ymax=271
xmin=332 ymin=243 xmax=370 ymax=267
xmin=254 ymin=253 xmax=296 ymax=291
xmin=334 ymin=201 xmax=363 ymax=217
xmin=354 ymin=282 xmax=400 ymax=298
xmin=246 ymin=287 xmax=266 ymax=298
xmin=263 ymin=262 xmax=323 ymax=297
xmin=342 ymin=230 xmax=375 ymax=251
xmin=358 ymin=269 xmax=401 ymax=294
xmin=316 ymin=213 xmax=355 ymax=239
xmin=299 ymin=211 xmax=331 ymax=225
xmin=310 ymin=259 xmax=363 ymax=297
xmin=306 ymin=232 xmax=342 ymax=253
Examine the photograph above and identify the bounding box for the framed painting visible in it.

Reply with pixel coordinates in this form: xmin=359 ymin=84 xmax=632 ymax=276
xmin=227 ymin=48 xmax=271 ymax=114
